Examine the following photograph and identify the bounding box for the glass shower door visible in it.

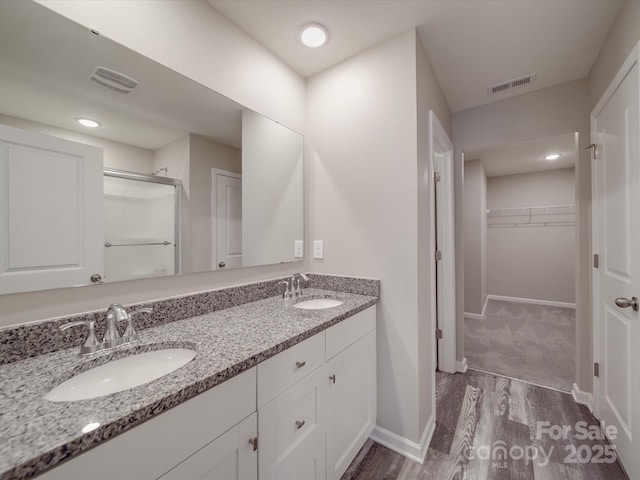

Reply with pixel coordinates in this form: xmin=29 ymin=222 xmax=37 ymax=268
xmin=103 ymin=173 xmax=180 ymax=282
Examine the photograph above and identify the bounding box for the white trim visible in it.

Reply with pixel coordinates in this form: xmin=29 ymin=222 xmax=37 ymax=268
xmin=464 ymin=295 xmax=488 ymax=319
xmin=456 ymin=357 xmax=468 ymax=373
xmin=430 ymin=110 xmax=456 ymax=374
xmin=486 ymin=294 xmax=575 ymax=309
xmin=369 ymin=416 xmax=435 ymax=464
xmin=572 ymin=383 xmax=594 ymax=413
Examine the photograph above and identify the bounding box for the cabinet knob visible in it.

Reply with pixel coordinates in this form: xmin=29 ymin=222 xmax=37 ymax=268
xmin=295 ymin=420 xmax=305 ymax=430
xmin=295 ymin=361 xmax=306 ymax=369
xmin=248 ymin=436 xmax=258 ymax=451
xmin=329 ymin=374 xmax=336 ymax=384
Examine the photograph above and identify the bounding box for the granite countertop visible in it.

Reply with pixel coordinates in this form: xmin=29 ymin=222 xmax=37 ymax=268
xmin=0 ymin=288 xmax=377 ymax=480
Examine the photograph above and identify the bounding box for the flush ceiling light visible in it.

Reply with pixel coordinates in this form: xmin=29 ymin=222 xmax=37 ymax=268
xmin=544 ymin=153 xmax=561 ymax=161
xmin=76 ymin=118 xmax=100 ymax=128
xmin=299 ymin=23 xmax=328 ymax=48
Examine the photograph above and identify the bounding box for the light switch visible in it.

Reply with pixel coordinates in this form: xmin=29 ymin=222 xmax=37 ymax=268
xmin=313 ymin=240 xmax=324 ymax=259
xmin=294 ymin=240 xmax=304 ymax=258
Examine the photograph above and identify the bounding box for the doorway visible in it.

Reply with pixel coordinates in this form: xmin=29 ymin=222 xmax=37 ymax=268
xmin=462 ymin=132 xmax=579 ymax=392
xmin=212 ymin=168 xmax=242 ymax=270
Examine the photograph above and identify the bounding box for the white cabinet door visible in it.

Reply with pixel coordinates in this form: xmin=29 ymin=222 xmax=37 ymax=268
xmin=0 ymin=123 xmax=103 ymax=294
xmin=324 ymin=330 xmax=377 ymax=480
xmin=159 ymin=413 xmax=257 ymax=480
xmin=258 ymin=368 xmax=326 ymax=480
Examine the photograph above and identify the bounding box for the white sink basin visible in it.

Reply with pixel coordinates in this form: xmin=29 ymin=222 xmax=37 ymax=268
xmin=45 ymin=348 xmax=197 ymax=402
xmin=294 ymin=298 xmax=344 ymax=310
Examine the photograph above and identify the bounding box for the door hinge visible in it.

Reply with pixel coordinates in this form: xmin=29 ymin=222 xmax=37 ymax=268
xmin=434 ymin=172 xmax=441 ymax=183
xmin=594 ymin=362 xmax=599 ymax=377
xmin=249 ymin=436 xmax=258 ymax=452
xmin=435 ymin=250 xmax=442 ymax=261
xmin=593 ymin=254 xmax=599 ymax=268
xmin=436 ymin=329 xmax=443 ymax=339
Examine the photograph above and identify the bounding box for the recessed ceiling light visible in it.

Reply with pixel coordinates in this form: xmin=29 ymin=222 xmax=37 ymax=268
xmin=299 ymin=23 xmax=328 ymax=48
xmin=76 ymin=118 xmax=100 ymax=128
xmin=544 ymin=154 xmax=560 ymax=161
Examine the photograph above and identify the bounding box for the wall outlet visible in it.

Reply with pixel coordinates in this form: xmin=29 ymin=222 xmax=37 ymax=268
xmin=294 ymin=240 xmax=304 ymax=258
xmin=313 ymin=240 xmax=324 ymax=259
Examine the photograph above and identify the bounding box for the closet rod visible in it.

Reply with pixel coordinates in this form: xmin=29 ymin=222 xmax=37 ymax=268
xmin=486 ymin=204 xmax=575 ymax=214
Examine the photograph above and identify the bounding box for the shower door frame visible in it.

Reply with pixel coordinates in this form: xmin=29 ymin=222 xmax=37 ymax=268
xmin=103 ymin=167 xmax=182 ymax=276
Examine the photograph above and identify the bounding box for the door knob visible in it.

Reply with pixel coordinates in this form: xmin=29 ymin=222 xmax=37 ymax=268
xmin=90 ymin=273 xmax=103 ymax=284
xmin=218 ymin=262 xmax=226 ymax=268
xmin=615 ymin=297 xmax=639 ymax=311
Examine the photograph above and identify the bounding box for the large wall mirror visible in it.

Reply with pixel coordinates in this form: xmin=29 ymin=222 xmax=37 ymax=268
xmin=0 ymin=2 xmax=304 ymax=295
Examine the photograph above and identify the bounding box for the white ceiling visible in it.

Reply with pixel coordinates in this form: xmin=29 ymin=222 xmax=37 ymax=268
xmin=209 ymin=0 xmax=623 ymax=112
xmin=465 ymin=133 xmax=576 ymax=177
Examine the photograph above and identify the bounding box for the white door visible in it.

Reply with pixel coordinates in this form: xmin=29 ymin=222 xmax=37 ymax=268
xmin=159 ymin=413 xmax=257 ymax=480
xmin=592 ymin=45 xmax=640 ymax=479
xmin=325 ymin=331 xmax=376 ymax=480
xmin=213 ymin=169 xmax=242 ymax=270
xmin=0 ymin=123 xmax=103 ymax=294
xmin=430 ymin=111 xmax=456 ymax=374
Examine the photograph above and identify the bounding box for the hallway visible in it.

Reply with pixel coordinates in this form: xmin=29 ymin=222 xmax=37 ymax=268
xmin=342 ymin=370 xmax=627 ymax=480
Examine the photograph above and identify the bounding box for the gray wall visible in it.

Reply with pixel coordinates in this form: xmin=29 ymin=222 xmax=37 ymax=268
xmin=453 ymin=78 xmax=591 ymax=392
xmin=189 ymin=134 xmax=241 ymax=272
xmin=307 ymin=29 xmax=451 ymax=445
xmin=242 ymin=110 xmax=303 ymax=268
xmin=486 ymin=168 xmax=576 ymax=304
xmin=463 ymin=159 xmax=487 ymax=314
xmin=588 ymin=0 xmax=640 ymax=109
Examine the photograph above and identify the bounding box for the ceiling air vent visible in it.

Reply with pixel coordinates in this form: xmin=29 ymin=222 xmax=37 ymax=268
xmin=487 ymin=73 xmax=536 ymax=97
xmin=89 ymin=66 xmax=139 ymax=94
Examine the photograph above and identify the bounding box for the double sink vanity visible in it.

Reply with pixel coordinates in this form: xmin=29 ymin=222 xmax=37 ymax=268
xmin=0 ymin=274 xmax=379 ymax=480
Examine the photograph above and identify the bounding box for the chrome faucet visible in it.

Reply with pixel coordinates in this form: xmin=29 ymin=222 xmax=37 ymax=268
xmin=104 ymin=303 xmax=128 ymax=349
xmin=291 ymin=273 xmax=309 ymax=300
xmin=61 ymin=303 xmax=152 ymax=356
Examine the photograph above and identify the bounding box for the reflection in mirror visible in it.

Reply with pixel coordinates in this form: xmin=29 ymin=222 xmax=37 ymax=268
xmin=0 ymin=1 xmax=304 ymax=295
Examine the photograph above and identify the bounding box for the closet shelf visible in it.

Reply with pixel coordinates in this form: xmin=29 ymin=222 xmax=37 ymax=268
xmin=486 ymin=204 xmax=575 ymax=227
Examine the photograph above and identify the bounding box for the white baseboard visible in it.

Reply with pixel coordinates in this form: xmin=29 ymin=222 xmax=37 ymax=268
xmin=487 ymin=294 xmax=575 ymax=309
xmin=369 ymin=416 xmax=435 ymax=464
xmin=572 ymin=383 xmax=594 ymax=413
xmin=464 ymin=296 xmax=489 ymax=319
xmin=456 ymin=357 xmax=468 ymax=373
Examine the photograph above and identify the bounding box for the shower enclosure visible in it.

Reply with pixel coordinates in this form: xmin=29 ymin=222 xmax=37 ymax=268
xmin=103 ymin=168 xmax=181 ymax=282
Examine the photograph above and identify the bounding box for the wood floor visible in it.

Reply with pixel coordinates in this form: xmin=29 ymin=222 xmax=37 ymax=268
xmin=342 ymin=370 xmax=629 ymax=480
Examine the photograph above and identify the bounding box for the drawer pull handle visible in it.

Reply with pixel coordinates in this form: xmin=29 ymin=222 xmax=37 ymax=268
xmin=329 ymin=374 xmax=336 ymax=384
xmin=295 ymin=420 xmax=306 ymax=430
xmin=295 ymin=361 xmax=306 ymax=368
xmin=249 ymin=436 xmax=258 ymax=451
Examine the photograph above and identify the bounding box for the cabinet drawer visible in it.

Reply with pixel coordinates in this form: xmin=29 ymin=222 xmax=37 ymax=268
xmin=326 ymin=306 xmax=375 ymax=360
xmin=257 ymin=332 xmax=325 ymax=407
xmin=258 ymin=368 xmax=325 ymax=480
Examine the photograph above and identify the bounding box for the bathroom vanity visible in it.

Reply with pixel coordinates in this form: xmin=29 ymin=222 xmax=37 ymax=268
xmin=0 ymin=277 xmax=378 ymax=480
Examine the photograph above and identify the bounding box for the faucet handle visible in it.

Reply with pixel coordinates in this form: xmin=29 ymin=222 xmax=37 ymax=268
xmin=123 ymin=308 xmax=152 ymax=341
xmin=60 ymin=319 xmax=101 ymax=356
